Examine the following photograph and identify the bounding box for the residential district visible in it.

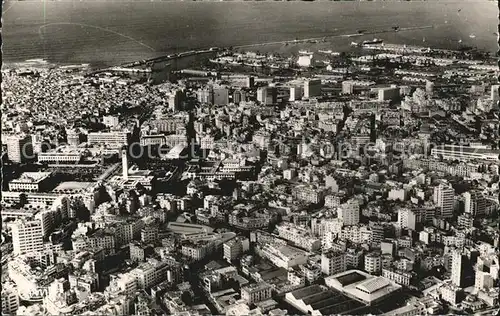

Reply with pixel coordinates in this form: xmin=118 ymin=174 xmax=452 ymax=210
xmin=1 ymin=42 xmax=500 ymax=316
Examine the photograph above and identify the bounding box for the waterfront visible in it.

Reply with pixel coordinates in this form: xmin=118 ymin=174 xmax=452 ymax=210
xmin=2 ymin=0 xmax=496 ymax=67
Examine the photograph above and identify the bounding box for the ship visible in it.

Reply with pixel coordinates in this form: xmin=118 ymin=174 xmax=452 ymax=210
xmin=469 ymin=34 xmax=476 ymax=39
xmin=362 ymin=38 xmax=384 ymax=45
xmin=298 ymin=50 xmax=314 ymax=55
xmin=350 ymin=42 xmax=360 ymax=47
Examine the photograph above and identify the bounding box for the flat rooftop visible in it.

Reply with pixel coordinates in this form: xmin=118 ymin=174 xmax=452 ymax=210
xmin=285 ymin=284 xmax=364 ymax=315
xmin=12 ymin=172 xmax=52 ymax=183
xmin=325 ymin=270 xmax=402 ymax=306
xmin=434 ymin=145 xmax=500 ymax=154
xmin=167 ymin=222 xmax=214 ymax=234
xmin=53 ymin=181 xmax=95 ymax=192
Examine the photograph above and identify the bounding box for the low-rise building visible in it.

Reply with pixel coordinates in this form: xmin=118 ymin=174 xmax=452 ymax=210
xmin=241 ymin=282 xmax=273 ymax=304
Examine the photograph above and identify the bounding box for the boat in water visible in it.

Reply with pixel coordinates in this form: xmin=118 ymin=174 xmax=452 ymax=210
xmin=350 ymin=42 xmax=360 ymax=47
xmin=469 ymin=34 xmax=476 ymax=39
xmin=362 ymin=38 xmax=383 ymax=45
xmin=298 ymin=50 xmax=314 ymax=55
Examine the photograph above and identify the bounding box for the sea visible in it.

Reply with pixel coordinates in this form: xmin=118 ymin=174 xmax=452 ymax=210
xmin=1 ymin=0 xmax=497 ymax=68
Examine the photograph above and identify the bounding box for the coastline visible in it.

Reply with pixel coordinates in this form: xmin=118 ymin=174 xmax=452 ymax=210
xmin=2 ymin=0 xmax=496 ymax=67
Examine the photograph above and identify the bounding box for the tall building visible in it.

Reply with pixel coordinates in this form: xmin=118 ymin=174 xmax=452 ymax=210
xmin=87 ymin=131 xmax=130 ymax=148
xmin=197 ymin=88 xmax=214 ymax=105
xmin=464 ymin=190 xmax=487 ymax=217
xmin=433 ymin=184 xmax=455 ymax=218
xmin=364 ymin=252 xmax=382 ymax=275
xmin=168 ymin=89 xmax=184 ymax=111
xmin=12 ymin=219 xmax=44 ymax=255
xmin=213 ymin=88 xmax=229 ymax=106
xmin=491 ymin=85 xmax=499 ymax=103
xmin=1 ymin=282 xmax=19 ymax=316
xmin=338 ymin=199 xmax=360 ymax=226
xmin=141 ymin=224 xmax=159 ymax=244
xmin=223 ymin=237 xmax=250 ymax=262
xmin=369 ymin=114 xmax=377 ymax=142
xmin=398 ymin=208 xmax=416 ymax=230
xmin=257 ymin=87 xmax=277 ymax=105
xmin=378 ymin=86 xmax=400 ymax=101
xmin=451 ymin=249 xmax=478 ymax=288
xmin=342 ymin=81 xmax=354 ymax=94
xmin=246 ymin=76 xmax=255 ymax=89
xmin=451 ymin=251 xmax=466 ymax=288
xmin=66 ymin=129 xmax=81 ymax=147
xmin=303 ymin=79 xmax=322 ymax=99
xmin=5 ymin=134 xmax=33 ymax=163
xmin=321 ymin=250 xmax=347 ymax=276
xmin=289 ymin=86 xmax=303 ymax=102
xmin=121 ymin=147 xmax=128 ymax=180
xmin=425 ymin=80 xmax=434 ymax=95
xmin=257 ymin=88 xmax=266 ymax=103
xmin=233 ymin=90 xmax=246 ymax=104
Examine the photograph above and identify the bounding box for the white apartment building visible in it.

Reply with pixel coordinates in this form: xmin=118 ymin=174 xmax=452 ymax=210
xmin=324 ymin=195 xmax=341 ymax=208
xmin=440 ymin=285 xmax=461 ymax=305
xmin=132 ymin=259 xmax=170 ymax=289
xmin=364 ymin=252 xmax=382 ymax=275
xmin=103 ymin=115 xmax=120 ymax=128
xmin=339 ymin=199 xmax=360 ymax=226
xmin=200 ymin=135 xmax=215 ymax=150
xmin=87 ymin=131 xmax=130 ymax=148
xmin=321 ymin=250 xmax=347 ymax=276
xmin=35 ymin=210 xmax=58 ymax=239
xmin=260 ymin=244 xmax=308 ymax=269
xmin=5 ymin=134 xmax=33 ymax=163
xmin=12 ymin=219 xmax=44 ymax=255
xmin=181 ymin=240 xmax=213 ymax=261
xmin=292 ymin=185 xmax=326 ymax=204
xmin=110 ymin=273 xmax=138 ymax=295
xmin=382 ymin=268 xmax=412 ymax=286
xmin=223 ymin=237 xmax=250 ymax=262
xmin=433 ymin=184 xmax=455 ymax=218
xmin=37 ymin=147 xmax=83 ymax=164
xmin=72 ymin=230 xmax=116 ymax=253
xmin=276 ymin=222 xmax=321 ymax=251
xmin=431 ymin=145 xmax=500 ymax=162
xmin=339 ymin=225 xmax=372 ymax=245
xmin=345 ymin=248 xmax=364 ymax=269
xmin=397 ymin=208 xmax=416 ymax=230
xmin=1 ymin=282 xmax=19 ymax=316
xmin=312 ymin=217 xmax=339 ymax=238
